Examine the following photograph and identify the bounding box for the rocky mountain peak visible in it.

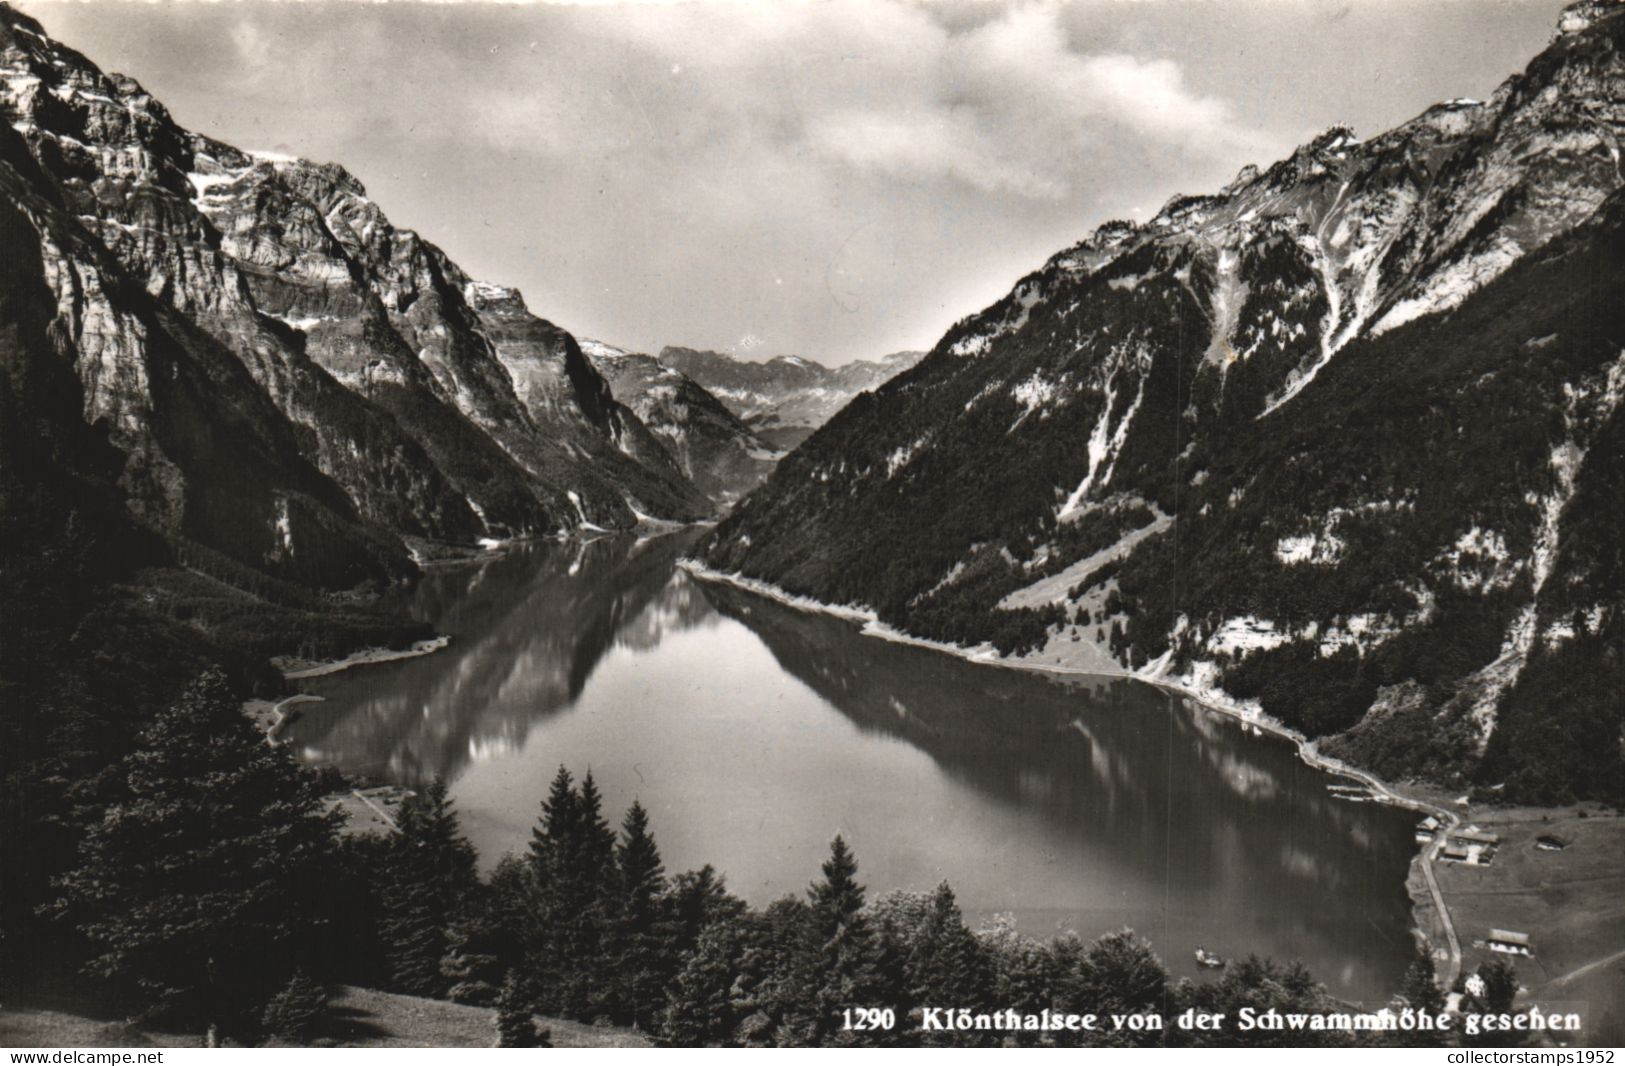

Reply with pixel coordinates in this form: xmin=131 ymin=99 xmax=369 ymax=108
xmin=1558 ymin=0 xmax=1624 ymax=36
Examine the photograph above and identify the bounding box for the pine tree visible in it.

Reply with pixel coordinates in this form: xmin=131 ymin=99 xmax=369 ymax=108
xmin=524 ymin=766 xmax=579 ymax=1016
xmin=733 ymin=898 xmax=819 ymax=1047
xmin=1401 ymin=944 xmax=1445 ymax=1014
xmin=614 ymin=800 xmax=672 ymax=1029
xmin=260 ymin=971 xmax=330 ymax=1045
xmin=660 ymin=915 xmax=750 ymax=1046
xmin=529 ymin=766 xmax=580 ymax=884
xmin=908 ymin=884 xmax=994 ymax=1046
xmin=441 ymin=916 xmax=504 ymax=1006
xmin=50 ymin=670 xmax=342 ymax=1036
xmin=805 ymin=836 xmax=881 ymax=1045
xmin=977 ymin=914 xmax=1054 ymax=1047
xmin=496 ymin=973 xmax=543 ymax=1048
xmin=1477 ymin=958 xmax=1519 ymax=1015
xmin=570 ymin=771 xmax=620 ymax=1020
xmin=1077 ymin=929 xmax=1168 ymax=1047
xmin=484 ymin=852 xmax=540 ymax=972
xmin=667 ymin=865 xmax=743 ymax=957
xmin=378 ymin=777 xmax=478 ymax=996
xmin=575 ymin=772 xmax=620 ymax=887
xmin=522 ymin=767 xmax=619 ymax=1020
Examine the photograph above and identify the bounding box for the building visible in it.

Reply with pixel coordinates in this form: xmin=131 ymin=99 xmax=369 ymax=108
xmin=1444 ymin=828 xmax=1500 ymax=866
xmin=1487 ymin=929 xmax=1532 ymax=956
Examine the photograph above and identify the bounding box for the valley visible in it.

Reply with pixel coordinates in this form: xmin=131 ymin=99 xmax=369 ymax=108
xmin=1 ymin=0 xmax=1620 ymax=1049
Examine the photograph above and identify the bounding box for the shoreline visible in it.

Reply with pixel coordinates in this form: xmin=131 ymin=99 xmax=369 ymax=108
xmin=243 ymin=692 xmax=326 ymax=741
xmin=680 ymin=559 xmax=1436 ymax=794
xmin=274 ymin=635 xmax=452 ymax=680
xmin=679 ymin=558 xmax=1465 ymax=984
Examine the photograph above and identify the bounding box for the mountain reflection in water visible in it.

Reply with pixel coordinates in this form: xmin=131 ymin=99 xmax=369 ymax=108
xmin=285 ymin=532 xmax=1417 ymax=1004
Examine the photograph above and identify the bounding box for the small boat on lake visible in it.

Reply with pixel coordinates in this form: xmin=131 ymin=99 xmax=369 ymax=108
xmin=1194 ymin=947 xmax=1227 ymax=969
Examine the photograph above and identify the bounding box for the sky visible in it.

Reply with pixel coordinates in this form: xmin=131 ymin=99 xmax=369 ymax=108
xmin=22 ymin=0 xmax=1569 ymax=364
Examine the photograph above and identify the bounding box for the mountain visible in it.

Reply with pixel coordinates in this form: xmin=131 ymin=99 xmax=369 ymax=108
xmin=581 ymin=340 xmax=779 ymax=505
xmin=661 ymin=347 xmax=924 ymax=450
xmin=0 ymin=3 xmax=710 ymax=593
xmin=702 ymin=0 xmax=1625 ymax=806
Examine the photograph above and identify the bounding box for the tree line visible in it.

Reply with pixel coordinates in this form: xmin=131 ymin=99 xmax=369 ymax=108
xmin=32 ymin=670 xmax=1549 ymax=1048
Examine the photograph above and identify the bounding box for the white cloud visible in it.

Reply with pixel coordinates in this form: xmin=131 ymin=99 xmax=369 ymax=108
xmin=449 ymin=0 xmax=1268 ymax=201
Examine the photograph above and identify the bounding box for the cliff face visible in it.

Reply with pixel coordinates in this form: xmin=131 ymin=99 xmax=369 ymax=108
xmin=703 ymin=0 xmax=1625 ymax=803
xmin=0 ymin=3 xmax=711 ymax=588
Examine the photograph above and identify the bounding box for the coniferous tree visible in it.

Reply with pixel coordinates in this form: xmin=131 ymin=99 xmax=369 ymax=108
xmin=441 ymin=916 xmax=504 ymax=1006
xmin=529 ymin=766 xmax=580 ymax=883
xmin=378 ymin=777 xmax=478 ymax=996
xmin=908 ymin=884 xmax=995 ymax=1046
xmin=523 ymin=767 xmax=620 ymax=1019
xmin=496 ymin=972 xmax=544 ymax=1048
xmin=525 ymin=766 xmax=580 ymax=1016
xmin=1401 ymin=944 xmax=1445 ymax=1014
xmin=1477 ymin=958 xmax=1519 ymax=1015
xmin=805 ymin=836 xmax=882 ymax=1046
xmin=660 ymin=914 xmax=751 ymax=1046
xmin=1389 ymin=943 xmax=1447 ymax=1047
xmin=1059 ymin=929 xmax=1168 ymax=1047
xmin=570 ymin=771 xmax=620 ymax=1020
xmin=1462 ymin=958 xmax=1523 ymax=1047
xmin=666 ymin=865 xmax=743 ymax=958
xmin=977 ymin=914 xmax=1054 ymax=1047
xmin=50 ymin=671 xmax=341 ymax=1036
xmin=260 ymin=971 xmax=330 ymax=1045
xmin=613 ymin=800 xmax=672 ymax=1029
xmin=869 ymin=890 xmax=933 ymax=1043
xmin=734 ymin=898 xmax=818 ymax=1047
xmin=484 ymin=853 xmax=540 ymax=973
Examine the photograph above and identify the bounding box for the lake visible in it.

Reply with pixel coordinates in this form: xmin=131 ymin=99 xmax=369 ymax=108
xmin=284 ymin=531 xmax=1420 ymax=1004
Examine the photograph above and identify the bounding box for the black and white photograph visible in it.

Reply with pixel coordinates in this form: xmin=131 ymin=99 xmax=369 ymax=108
xmin=0 ymin=0 xmax=1621 ymax=1053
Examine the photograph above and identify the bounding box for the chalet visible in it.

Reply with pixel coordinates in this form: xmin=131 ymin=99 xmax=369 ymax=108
xmin=1444 ymin=828 xmax=1500 ymax=865
xmin=1487 ymin=929 xmax=1532 ymax=956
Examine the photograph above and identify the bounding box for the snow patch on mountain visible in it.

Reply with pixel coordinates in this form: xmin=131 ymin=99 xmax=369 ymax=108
xmin=1434 ymin=526 xmax=1519 ymax=592
xmin=1375 ymin=241 xmax=1525 ymax=335
xmin=1058 ymin=346 xmax=1149 ymax=518
xmin=1275 ymin=530 xmax=1345 ymax=565
xmin=1466 ymin=349 xmax=1625 ymax=744
xmin=1208 ymin=616 xmax=1292 ymax=656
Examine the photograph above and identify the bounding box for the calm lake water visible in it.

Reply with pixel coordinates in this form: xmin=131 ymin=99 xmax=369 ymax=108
xmin=285 ymin=532 xmax=1420 ymax=1004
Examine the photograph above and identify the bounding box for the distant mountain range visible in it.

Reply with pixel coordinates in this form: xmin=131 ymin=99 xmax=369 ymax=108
xmin=661 ymin=347 xmax=924 ymax=450
xmin=582 ymin=341 xmax=924 ymax=501
xmin=579 ymin=340 xmax=779 ymax=505
xmin=702 ymin=0 xmax=1625 ymax=805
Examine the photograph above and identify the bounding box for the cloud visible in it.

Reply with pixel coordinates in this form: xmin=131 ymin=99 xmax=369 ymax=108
xmin=446 ymin=0 xmax=1269 ymax=201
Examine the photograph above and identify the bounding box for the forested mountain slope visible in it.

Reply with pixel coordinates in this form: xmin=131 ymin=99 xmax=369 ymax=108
xmin=703 ymin=0 xmax=1625 ymax=804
